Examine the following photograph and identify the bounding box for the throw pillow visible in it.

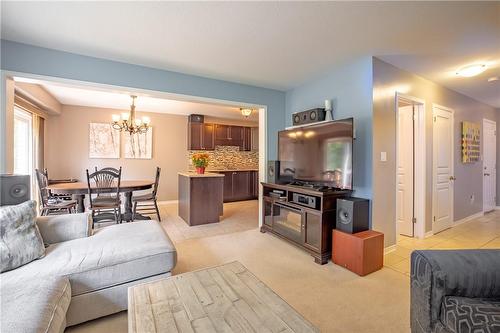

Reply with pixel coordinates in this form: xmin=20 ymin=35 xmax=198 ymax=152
xmin=0 ymin=200 xmax=45 ymax=272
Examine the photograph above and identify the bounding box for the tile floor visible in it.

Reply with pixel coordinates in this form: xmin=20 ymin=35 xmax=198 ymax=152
xmin=384 ymin=210 xmax=500 ymax=275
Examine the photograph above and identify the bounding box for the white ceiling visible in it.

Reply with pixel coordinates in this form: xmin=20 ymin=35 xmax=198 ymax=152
xmin=2 ymin=2 xmax=500 ymax=107
xmin=14 ymin=77 xmax=259 ymax=122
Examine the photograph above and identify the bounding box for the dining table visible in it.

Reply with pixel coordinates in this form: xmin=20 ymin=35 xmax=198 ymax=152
xmin=46 ymin=180 xmax=155 ymax=221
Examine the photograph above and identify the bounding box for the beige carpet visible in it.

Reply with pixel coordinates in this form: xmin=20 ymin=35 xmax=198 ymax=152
xmin=67 ymin=204 xmax=500 ymax=333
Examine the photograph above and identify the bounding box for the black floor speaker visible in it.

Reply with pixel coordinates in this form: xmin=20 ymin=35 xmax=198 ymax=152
xmin=267 ymin=160 xmax=280 ymax=183
xmin=336 ymin=197 xmax=370 ymax=234
xmin=0 ymin=174 xmax=31 ymax=206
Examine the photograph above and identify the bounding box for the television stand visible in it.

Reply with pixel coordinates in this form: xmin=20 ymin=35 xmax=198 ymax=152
xmin=260 ymin=182 xmax=352 ymax=264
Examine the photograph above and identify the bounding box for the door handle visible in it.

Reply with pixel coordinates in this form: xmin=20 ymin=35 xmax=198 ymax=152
xmin=449 ymin=176 xmax=456 ymax=181
xmin=484 ymin=173 xmax=490 ymax=176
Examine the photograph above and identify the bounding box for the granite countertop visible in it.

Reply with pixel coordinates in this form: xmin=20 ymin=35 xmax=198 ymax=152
xmin=178 ymin=172 xmax=225 ymax=178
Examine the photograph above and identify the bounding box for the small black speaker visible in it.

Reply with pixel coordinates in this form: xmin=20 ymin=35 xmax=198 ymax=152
xmin=292 ymin=108 xmax=326 ymax=126
xmin=0 ymin=174 xmax=31 ymax=206
xmin=336 ymin=197 xmax=370 ymax=234
xmin=267 ymin=160 xmax=280 ymax=183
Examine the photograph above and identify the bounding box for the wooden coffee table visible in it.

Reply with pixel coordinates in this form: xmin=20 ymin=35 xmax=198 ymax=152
xmin=128 ymin=261 xmax=318 ymax=333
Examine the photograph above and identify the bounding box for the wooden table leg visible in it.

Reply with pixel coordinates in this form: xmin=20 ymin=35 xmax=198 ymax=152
xmin=123 ymin=191 xmax=152 ymax=222
xmin=75 ymin=194 xmax=85 ymax=213
xmin=124 ymin=191 xmax=133 ymax=221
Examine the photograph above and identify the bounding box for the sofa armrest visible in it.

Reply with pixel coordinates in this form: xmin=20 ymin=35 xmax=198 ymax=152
xmin=410 ymin=249 xmax=500 ymax=333
xmin=36 ymin=213 xmax=92 ymax=244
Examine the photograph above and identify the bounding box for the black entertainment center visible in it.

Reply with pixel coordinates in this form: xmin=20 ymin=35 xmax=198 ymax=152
xmin=261 ymin=182 xmax=351 ymax=264
xmin=261 ymin=117 xmax=360 ymax=264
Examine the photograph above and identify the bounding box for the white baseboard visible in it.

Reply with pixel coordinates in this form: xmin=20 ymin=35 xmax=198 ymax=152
xmin=424 ymin=231 xmax=434 ymax=238
xmin=157 ymin=200 xmax=178 ymax=205
xmin=453 ymin=211 xmax=484 ymax=226
xmin=384 ymin=244 xmax=396 ymax=255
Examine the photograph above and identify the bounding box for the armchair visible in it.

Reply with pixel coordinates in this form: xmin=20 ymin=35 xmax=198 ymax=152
xmin=410 ymin=249 xmax=500 ymax=333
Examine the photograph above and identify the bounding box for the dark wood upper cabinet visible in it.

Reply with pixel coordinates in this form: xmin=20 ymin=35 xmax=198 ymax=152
xmin=192 ymin=122 xmax=254 ymax=151
xmin=188 ymin=122 xmax=215 ymax=150
xmin=202 ymin=123 xmax=215 ymax=150
xmin=188 ymin=122 xmax=203 ymax=150
xmin=243 ymin=127 xmax=252 ymax=151
xmin=215 ymin=124 xmax=230 ymax=142
xmin=230 ymin=126 xmax=243 ymax=142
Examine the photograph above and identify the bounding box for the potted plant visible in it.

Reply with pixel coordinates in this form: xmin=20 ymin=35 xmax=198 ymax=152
xmin=192 ymin=153 xmax=210 ymax=174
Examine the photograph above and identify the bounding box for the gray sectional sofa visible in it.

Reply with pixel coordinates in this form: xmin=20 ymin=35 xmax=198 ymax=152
xmin=1 ymin=213 xmax=177 ymax=333
xmin=410 ymin=249 xmax=500 ymax=333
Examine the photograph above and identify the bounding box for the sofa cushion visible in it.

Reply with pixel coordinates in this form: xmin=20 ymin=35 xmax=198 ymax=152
xmin=440 ymin=296 xmax=500 ymax=333
xmin=1 ymin=221 xmax=176 ymax=296
xmin=0 ymin=200 xmax=45 ymax=272
xmin=1 ymin=276 xmax=71 ymax=333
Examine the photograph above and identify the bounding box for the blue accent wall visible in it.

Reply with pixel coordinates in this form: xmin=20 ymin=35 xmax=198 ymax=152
xmin=285 ymin=57 xmax=373 ymax=199
xmin=0 ymin=40 xmax=285 ymax=166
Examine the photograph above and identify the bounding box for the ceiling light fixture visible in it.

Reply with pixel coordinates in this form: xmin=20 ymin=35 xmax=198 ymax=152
xmin=456 ymin=64 xmax=487 ymax=77
xmin=240 ymin=108 xmax=252 ymax=118
xmin=112 ymin=95 xmax=151 ymax=134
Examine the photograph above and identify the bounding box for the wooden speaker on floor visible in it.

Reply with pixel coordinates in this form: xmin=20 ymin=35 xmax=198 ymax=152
xmin=332 ymin=229 xmax=384 ymax=276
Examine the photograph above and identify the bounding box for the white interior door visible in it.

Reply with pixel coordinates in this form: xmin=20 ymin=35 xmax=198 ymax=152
xmin=396 ymin=105 xmax=414 ymax=236
xmin=483 ymin=119 xmax=497 ymax=212
xmin=433 ymin=106 xmax=454 ymax=233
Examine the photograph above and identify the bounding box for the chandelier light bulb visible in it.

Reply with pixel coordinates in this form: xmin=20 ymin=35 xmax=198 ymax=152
xmin=112 ymin=114 xmax=120 ymax=122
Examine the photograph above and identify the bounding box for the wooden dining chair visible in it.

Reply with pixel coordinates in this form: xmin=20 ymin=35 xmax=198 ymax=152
xmin=86 ymin=167 xmax=122 ymax=227
xmin=94 ymin=167 xmax=121 ymax=173
xmin=132 ymin=167 xmax=161 ymax=221
xmin=35 ymin=169 xmax=77 ymax=216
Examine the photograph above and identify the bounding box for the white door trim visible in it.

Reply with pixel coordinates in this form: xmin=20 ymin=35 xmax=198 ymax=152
xmin=395 ymin=92 xmax=426 ymax=239
xmin=482 ymin=118 xmax=497 ymax=213
xmin=432 ymin=103 xmax=454 ymax=234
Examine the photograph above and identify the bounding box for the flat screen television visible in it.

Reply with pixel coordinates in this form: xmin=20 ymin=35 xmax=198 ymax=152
xmin=278 ymin=118 xmax=353 ymax=189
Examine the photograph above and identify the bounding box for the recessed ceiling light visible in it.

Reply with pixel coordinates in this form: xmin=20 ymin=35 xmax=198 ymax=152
xmin=456 ymin=64 xmax=487 ymax=77
xmin=487 ymin=76 xmax=499 ymax=83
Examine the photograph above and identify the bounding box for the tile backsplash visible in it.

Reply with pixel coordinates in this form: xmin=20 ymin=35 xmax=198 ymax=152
xmin=188 ymin=146 xmax=258 ymax=170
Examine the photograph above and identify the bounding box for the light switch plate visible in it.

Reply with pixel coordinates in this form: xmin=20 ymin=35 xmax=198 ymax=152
xmin=380 ymin=152 xmax=387 ymax=162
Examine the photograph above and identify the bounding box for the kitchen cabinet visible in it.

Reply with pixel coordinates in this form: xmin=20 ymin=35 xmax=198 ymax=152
xmin=188 ymin=123 xmax=214 ymax=150
xmin=219 ymin=170 xmax=258 ymax=202
xmin=252 ymin=171 xmax=259 ymax=197
xmin=243 ymin=127 xmax=252 ymax=151
xmin=251 ymin=127 xmax=259 ymax=151
xmin=190 ymin=121 xmax=256 ymax=151
xmin=214 ymin=124 xmax=244 ymax=148
xmin=215 ymin=124 xmax=230 ymax=143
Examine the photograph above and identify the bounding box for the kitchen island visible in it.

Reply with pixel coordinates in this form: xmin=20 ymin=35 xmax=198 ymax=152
xmin=178 ymin=172 xmax=224 ymax=226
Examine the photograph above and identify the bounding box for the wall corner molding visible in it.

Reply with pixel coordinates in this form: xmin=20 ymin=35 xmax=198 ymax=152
xmin=384 ymin=244 xmax=396 ymax=255
xmin=453 ymin=211 xmax=484 ymax=226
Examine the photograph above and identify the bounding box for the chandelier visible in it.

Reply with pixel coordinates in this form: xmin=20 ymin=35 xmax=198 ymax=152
xmin=111 ymin=95 xmax=150 ymax=134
